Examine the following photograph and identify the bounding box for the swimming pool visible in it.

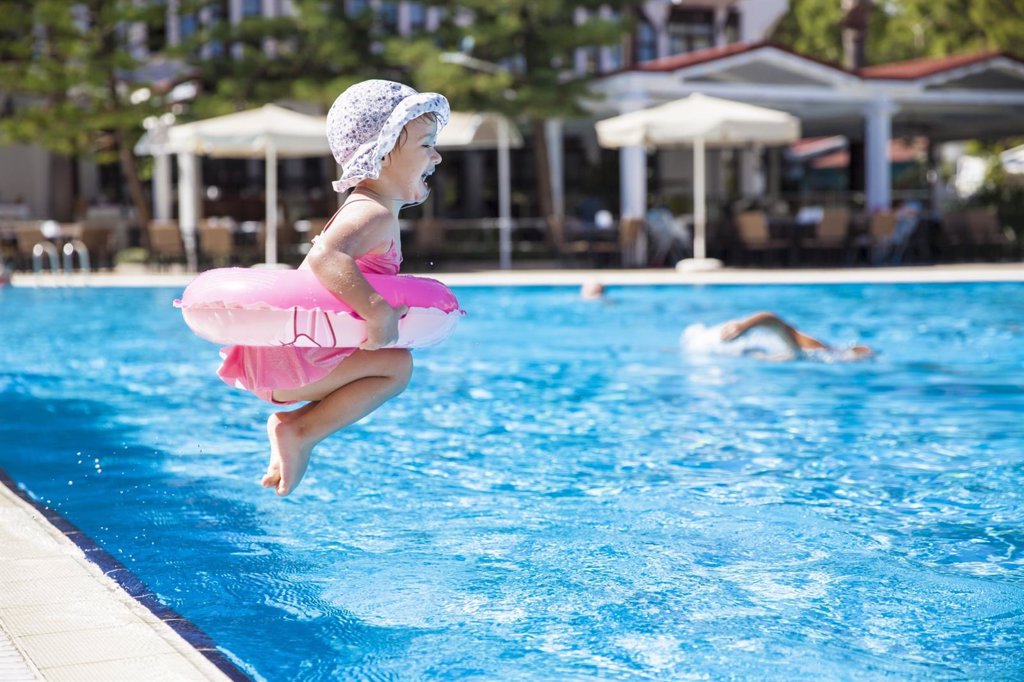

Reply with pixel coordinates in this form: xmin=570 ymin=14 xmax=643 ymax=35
xmin=1 ymin=282 xmax=1022 ymax=680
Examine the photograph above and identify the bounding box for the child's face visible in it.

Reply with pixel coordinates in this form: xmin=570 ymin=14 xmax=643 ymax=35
xmin=379 ymin=116 xmax=442 ymax=205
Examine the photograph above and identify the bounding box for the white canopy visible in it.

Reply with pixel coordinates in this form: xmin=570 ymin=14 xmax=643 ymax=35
xmin=596 ymin=94 xmax=801 ymax=266
xmin=139 ymin=103 xmax=329 ymax=158
xmin=596 ymin=93 xmax=800 ymax=149
xmin=437 ymin=112 xmax=523 ymax=150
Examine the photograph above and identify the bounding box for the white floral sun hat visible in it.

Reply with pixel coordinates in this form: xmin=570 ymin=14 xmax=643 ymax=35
xmin=327 ymin=79 xmax=450 ymax=193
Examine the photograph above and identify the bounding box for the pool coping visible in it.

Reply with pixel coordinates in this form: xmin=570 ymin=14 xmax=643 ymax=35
xmin=8 ymin=262 xmax=1024 ymax=289
xmin=0 ymin=467 xmax=250 ymax=681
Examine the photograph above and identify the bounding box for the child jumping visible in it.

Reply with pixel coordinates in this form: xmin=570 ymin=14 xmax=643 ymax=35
xmin=218 ymin=80 xmax=449 ymax=496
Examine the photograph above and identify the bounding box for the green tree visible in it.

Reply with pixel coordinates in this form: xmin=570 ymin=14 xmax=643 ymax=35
xmin=185 ymin=0 xmax=388 ymax=116
xmin=387 ymin=1 xmax=629 ymax=220
xmin=0 ymin=0 xmax=197 ymax=227
xmin=772 ymin=0 xmax=1024 ymax=66
xmin=770 ymin=0 xmax=846 ymax=66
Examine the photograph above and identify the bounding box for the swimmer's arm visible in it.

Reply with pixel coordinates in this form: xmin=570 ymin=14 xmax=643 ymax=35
xmin=720 ymin=312 xmax=826 ymax=353
xmin=307 ymin=207 xmax=405 ymax=349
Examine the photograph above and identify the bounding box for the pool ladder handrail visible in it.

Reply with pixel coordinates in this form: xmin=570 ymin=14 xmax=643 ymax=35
xmin=62 ymin=239 xmax=91 ymax=273
xmin=31 ymin=239 xmax=91 ymax=280
xmin=32 ymin=241 xmax=60 ymax=274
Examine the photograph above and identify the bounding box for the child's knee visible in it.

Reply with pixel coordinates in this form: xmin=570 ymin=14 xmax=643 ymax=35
xmin=388 ymin=349 xmax=413 ymax=388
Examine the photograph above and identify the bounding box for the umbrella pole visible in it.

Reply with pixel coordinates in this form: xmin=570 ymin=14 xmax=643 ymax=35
xmin=694 ymin=136 xmax=706 ymax=260
xmin=265 ymin=141 xmax=278 ymax=265
xmin=674 ymin=135 xmax=721 ymax=272
xmin=497 ymin=116 xmax=512 ymax=270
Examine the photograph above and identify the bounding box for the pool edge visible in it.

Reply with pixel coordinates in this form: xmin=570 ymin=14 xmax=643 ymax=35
xmin=0 ymin=466 xmax=252 ymax=681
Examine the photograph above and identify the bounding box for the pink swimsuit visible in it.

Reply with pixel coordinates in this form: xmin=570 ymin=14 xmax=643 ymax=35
xmin=217 ymin=241 xmax=402 ymax=405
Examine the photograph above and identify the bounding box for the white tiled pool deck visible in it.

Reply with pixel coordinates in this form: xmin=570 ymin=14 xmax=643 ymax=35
xmin=3 ymin=262 xmax=1023 ymax=679
xmin=0 ymin=481 xmax=236 ymax=681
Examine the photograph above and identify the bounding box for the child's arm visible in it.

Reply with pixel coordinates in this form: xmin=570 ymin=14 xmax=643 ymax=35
xmin=306 ymin=204 xmax=406 ymax=350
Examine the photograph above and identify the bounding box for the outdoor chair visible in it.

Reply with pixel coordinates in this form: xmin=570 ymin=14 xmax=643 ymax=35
xmin=734 ymin=210 xmax=788 ymax=266
xmin=146 ymin=219 xmax=185 ymax=267
xmin=800 ymin=207 xmax=850 ymax=265
xmin=75 ymin=222 xmax=115 ymax=269
xmin=853 ymin=211 xmax=897 ymax=265
xmin=964 ymin=207 xmax=1013 ymax=260
xmin=198 ymin=219 xmax=234 ymax=267
xmin=12 ymin=221 xmax=45 ymax=271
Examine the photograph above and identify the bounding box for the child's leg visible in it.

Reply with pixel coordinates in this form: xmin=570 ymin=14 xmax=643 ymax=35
xmin=263 ymin=348 xmax=412 ymax=496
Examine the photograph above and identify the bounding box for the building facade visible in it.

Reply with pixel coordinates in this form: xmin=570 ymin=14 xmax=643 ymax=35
xmin=0 ymin=1 xmax=788 ymax=228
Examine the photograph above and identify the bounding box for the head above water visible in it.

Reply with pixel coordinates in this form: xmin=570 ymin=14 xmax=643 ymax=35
xmin=326 ymin=79 xmax=450 ymax=194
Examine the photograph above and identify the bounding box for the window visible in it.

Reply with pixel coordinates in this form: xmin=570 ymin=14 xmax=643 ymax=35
xmin=346 ymin=0 xmax=370 ymax=17
xmin=147 ymin=1 xmax=168 ymax=54
xmin=179 ymin=13 xmax=198 ymax=41
xmin=241 ymin=0 xmax=262 ymax=18
xmin=725 ymin=10 xmax=740 ymax=44
xmin=606 ymin=42 xmax=623 ymax=71
xmin=379 ymin=1 xmax=398 ymax=33
xmin=634 ymin=18 xmax=657 ymax=63
xmin=667 ymin=8 xmax=714 ymax=55
xmin=408 ymin=2 xmax=427 ymax=32
xmin=205 ymin=1 xmax=228 ymax=58
xmin=603 ymin=8 xmax=623 ymax=71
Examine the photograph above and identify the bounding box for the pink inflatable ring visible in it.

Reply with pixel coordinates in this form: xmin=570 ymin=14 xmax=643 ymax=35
xmin=175 ymin=268 xmax=463 ymax=348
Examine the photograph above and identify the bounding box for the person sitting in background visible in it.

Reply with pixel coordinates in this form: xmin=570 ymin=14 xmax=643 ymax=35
xmin=681 ymin=311 xmax=873 ymax=362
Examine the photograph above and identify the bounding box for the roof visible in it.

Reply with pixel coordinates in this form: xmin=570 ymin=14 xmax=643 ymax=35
xmin=627 ymin=41 xmax=1024 ymax=84
xmin=634 ymin=41 xmax=769 ymax=72
xmin=858 ymin=51 xmax=1022 ymax=79
xmin=631 ymin=41 xmax=853 ymax=76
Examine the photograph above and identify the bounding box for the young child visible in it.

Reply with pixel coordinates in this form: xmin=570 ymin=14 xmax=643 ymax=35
xmin=218 ymin=80 xmax=449 ymax=496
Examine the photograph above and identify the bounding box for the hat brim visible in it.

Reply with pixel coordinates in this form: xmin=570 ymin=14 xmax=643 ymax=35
xmin=332 ymin=92 xmax=450 ymax=193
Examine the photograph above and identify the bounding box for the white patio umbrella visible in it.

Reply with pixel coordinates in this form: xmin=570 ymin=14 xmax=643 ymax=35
xmin=137 ymin=104 xmax=330 ymax=266
xmin=596 ymin=93 xmax=801 ymax=269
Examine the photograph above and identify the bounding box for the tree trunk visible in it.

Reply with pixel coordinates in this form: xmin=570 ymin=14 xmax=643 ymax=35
xmin=531 ymin=117 xmax=553 ymax=221
xmin=116 ymin=128 xmax=152 ymax=247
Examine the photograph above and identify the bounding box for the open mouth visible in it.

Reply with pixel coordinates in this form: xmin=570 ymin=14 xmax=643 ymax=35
xmin=421 ymin=168 xmax=434 ymax=184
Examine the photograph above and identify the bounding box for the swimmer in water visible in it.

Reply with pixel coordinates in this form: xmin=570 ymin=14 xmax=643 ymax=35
xmin=718 ymin=311 xmax=873 ymax=361
xmin=580 ymin=279 xmax=605 ymax=300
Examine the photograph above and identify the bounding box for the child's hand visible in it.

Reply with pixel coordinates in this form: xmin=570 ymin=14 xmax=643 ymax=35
xmin=361 ymin=303 xmax=408 ymax=350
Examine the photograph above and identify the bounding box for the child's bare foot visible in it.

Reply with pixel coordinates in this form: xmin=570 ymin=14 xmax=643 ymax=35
xmin=263 ymin=412 xmax=312 ymax=496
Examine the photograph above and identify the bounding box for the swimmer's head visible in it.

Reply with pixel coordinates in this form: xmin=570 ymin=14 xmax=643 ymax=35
xmin=580 ymin=280 xmax=605 ymax=300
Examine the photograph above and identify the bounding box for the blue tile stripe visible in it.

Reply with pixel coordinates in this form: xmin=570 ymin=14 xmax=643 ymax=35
xmin=0 ymin=467 xmax=252 ymax=682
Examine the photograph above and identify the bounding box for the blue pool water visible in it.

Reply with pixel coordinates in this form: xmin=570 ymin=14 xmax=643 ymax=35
xmin=1 ymin=282 xmax=1023 ymax=680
